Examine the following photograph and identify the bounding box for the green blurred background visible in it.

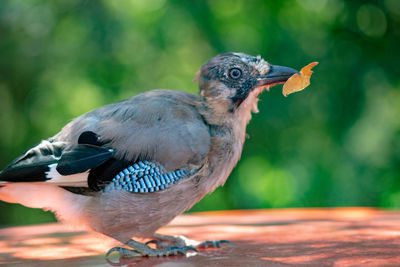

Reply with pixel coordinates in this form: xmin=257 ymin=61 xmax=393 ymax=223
xmin=0 ymin=0 xmax=399 ymax=226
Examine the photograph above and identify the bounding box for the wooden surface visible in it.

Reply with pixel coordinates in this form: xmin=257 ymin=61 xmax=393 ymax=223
xmin=1 ymin=208 xmax=400 ymax=266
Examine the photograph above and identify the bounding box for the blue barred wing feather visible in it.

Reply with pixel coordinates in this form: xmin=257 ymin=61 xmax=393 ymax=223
xmin=104 ymin=161 xmax=192 ymax=193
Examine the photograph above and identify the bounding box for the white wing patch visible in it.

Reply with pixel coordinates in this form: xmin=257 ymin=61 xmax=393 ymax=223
xmin=46 ymin=163 xmax=62 ymax=178
xmin=45 ymin=163 xmax=89 ymax=187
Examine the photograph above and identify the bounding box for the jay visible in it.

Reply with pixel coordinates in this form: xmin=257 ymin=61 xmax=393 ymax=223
xmin=0 ymin=52 xmax=298 ymax=257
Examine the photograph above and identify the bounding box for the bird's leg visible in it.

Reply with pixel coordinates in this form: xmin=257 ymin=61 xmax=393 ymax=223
xmin=146 ymin=233 xmax=233 ymax=249
xmin=106 ymin=238 xmax=198 ymax=258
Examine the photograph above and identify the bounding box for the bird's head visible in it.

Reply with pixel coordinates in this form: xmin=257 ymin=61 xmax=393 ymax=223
xmin=196 ymin=52 xmax=298 ymax=123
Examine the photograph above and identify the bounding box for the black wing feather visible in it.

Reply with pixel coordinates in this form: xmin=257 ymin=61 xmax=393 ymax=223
xmin=56 ymin=144 xmax=114 ymax=175
xmin=77 ymin=131 xmax=104 ymax=146
xmin=87 ymin=158 xmax=131 ymax=191
xmin=0 ymin=132 xmax=114 ymax=184
xmin=0 ymin=140 xmax=66 ymax=182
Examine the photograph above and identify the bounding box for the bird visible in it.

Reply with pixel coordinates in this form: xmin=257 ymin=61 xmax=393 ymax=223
xmin=0 ymin=52 xmax=298 ymax=257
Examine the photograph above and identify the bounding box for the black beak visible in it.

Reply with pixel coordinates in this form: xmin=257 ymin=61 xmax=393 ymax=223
xmin=256 ymin=65 xmax=299 ymax=87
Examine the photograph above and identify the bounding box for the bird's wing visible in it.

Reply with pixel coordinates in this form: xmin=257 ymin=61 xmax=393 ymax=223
xmin=0 ymin=90 xmax=211 ymax=191
xmin=0 ymin=140 xmax=67 ymax=182
xmin=0 ymin=132 xmax=115 ymax=187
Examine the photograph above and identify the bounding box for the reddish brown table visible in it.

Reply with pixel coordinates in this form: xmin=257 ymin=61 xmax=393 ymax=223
xmin=1 ymin=208 xmax=400 ymax=266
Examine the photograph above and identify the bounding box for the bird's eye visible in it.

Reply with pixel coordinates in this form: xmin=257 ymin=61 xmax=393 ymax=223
xmin=229 ymin=68 xmax=242 ymax=79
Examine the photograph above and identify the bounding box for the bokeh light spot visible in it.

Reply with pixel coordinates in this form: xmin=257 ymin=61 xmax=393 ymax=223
xmin=357 ymin=4 xmax=387 ymax=38
xmin=384 ymin=0 xmax=400 ymax=16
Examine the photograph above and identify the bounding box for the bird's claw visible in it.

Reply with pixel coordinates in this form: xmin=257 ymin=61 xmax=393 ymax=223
xmin=106 ymin=246 xmax=143 ymax=258
xmin=148 ymin=234 xmax=234 ymax=250
xmin=106 ymin=245 xmax=198 ymax=258
xmin=160 ymin=246 xmax=198 ymax=256
xmin=145 ymin=239 xmax=160 ymax=245
xmin=145 ymin=239 xmax=162 ymax=247
xmin=146 ymin=239 xmax=177 ymax=249
xmin=197 ymin=240 xmax=233 ymax=248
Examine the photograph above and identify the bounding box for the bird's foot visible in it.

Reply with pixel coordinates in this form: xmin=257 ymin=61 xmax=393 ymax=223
xmin=106 ymin=239 xmax=197 ymax=258
xmin=146 ymin=233 xmax=233 ymax=250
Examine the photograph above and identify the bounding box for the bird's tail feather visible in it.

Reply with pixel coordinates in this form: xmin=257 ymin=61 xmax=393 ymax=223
xmin=0 ymin=183 xmax=91 ymax=226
